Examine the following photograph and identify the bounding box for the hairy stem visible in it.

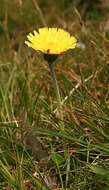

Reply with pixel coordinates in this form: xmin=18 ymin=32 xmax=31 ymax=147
xmin=48 ymin=63 xmax=63 ymax=122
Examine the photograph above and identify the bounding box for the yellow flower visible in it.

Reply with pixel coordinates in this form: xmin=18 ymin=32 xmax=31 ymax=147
xmin=25 ymin=27 xmax=77 ymax=55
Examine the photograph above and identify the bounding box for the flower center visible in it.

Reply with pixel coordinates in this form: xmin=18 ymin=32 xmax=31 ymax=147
xmin=46 ymin=42 xmax=55 ymax=54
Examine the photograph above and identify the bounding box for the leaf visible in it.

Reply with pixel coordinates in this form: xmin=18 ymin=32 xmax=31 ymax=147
xmin=88 ymin=164 xmax=109 ymax=176
xmin=52 ymin=152 xmax=64 ymax=165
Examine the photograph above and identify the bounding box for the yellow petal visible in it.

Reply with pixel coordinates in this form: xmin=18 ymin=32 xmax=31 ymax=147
xmin=25 ymin=27 xmax=77 ymax=54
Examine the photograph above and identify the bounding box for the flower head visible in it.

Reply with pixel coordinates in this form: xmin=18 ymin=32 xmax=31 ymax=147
xmin=25 ymin=27 xmax=77 ymax=55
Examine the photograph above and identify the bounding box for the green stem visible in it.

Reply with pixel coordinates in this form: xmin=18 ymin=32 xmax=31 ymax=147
xmin=48 ymin=63 xmax=63 ymax=120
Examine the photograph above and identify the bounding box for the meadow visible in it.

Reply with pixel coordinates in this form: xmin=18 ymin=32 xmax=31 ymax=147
xmin=0 ymin=0 xmax=109 ymax=189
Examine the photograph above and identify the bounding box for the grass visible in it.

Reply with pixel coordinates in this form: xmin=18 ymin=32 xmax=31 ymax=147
xmin=0 ymin=0 xmax=109 ymax=189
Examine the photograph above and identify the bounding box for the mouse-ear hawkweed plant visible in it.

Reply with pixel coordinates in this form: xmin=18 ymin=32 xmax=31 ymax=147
xmin=25 ymin=27 xmax=77 ymax=124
